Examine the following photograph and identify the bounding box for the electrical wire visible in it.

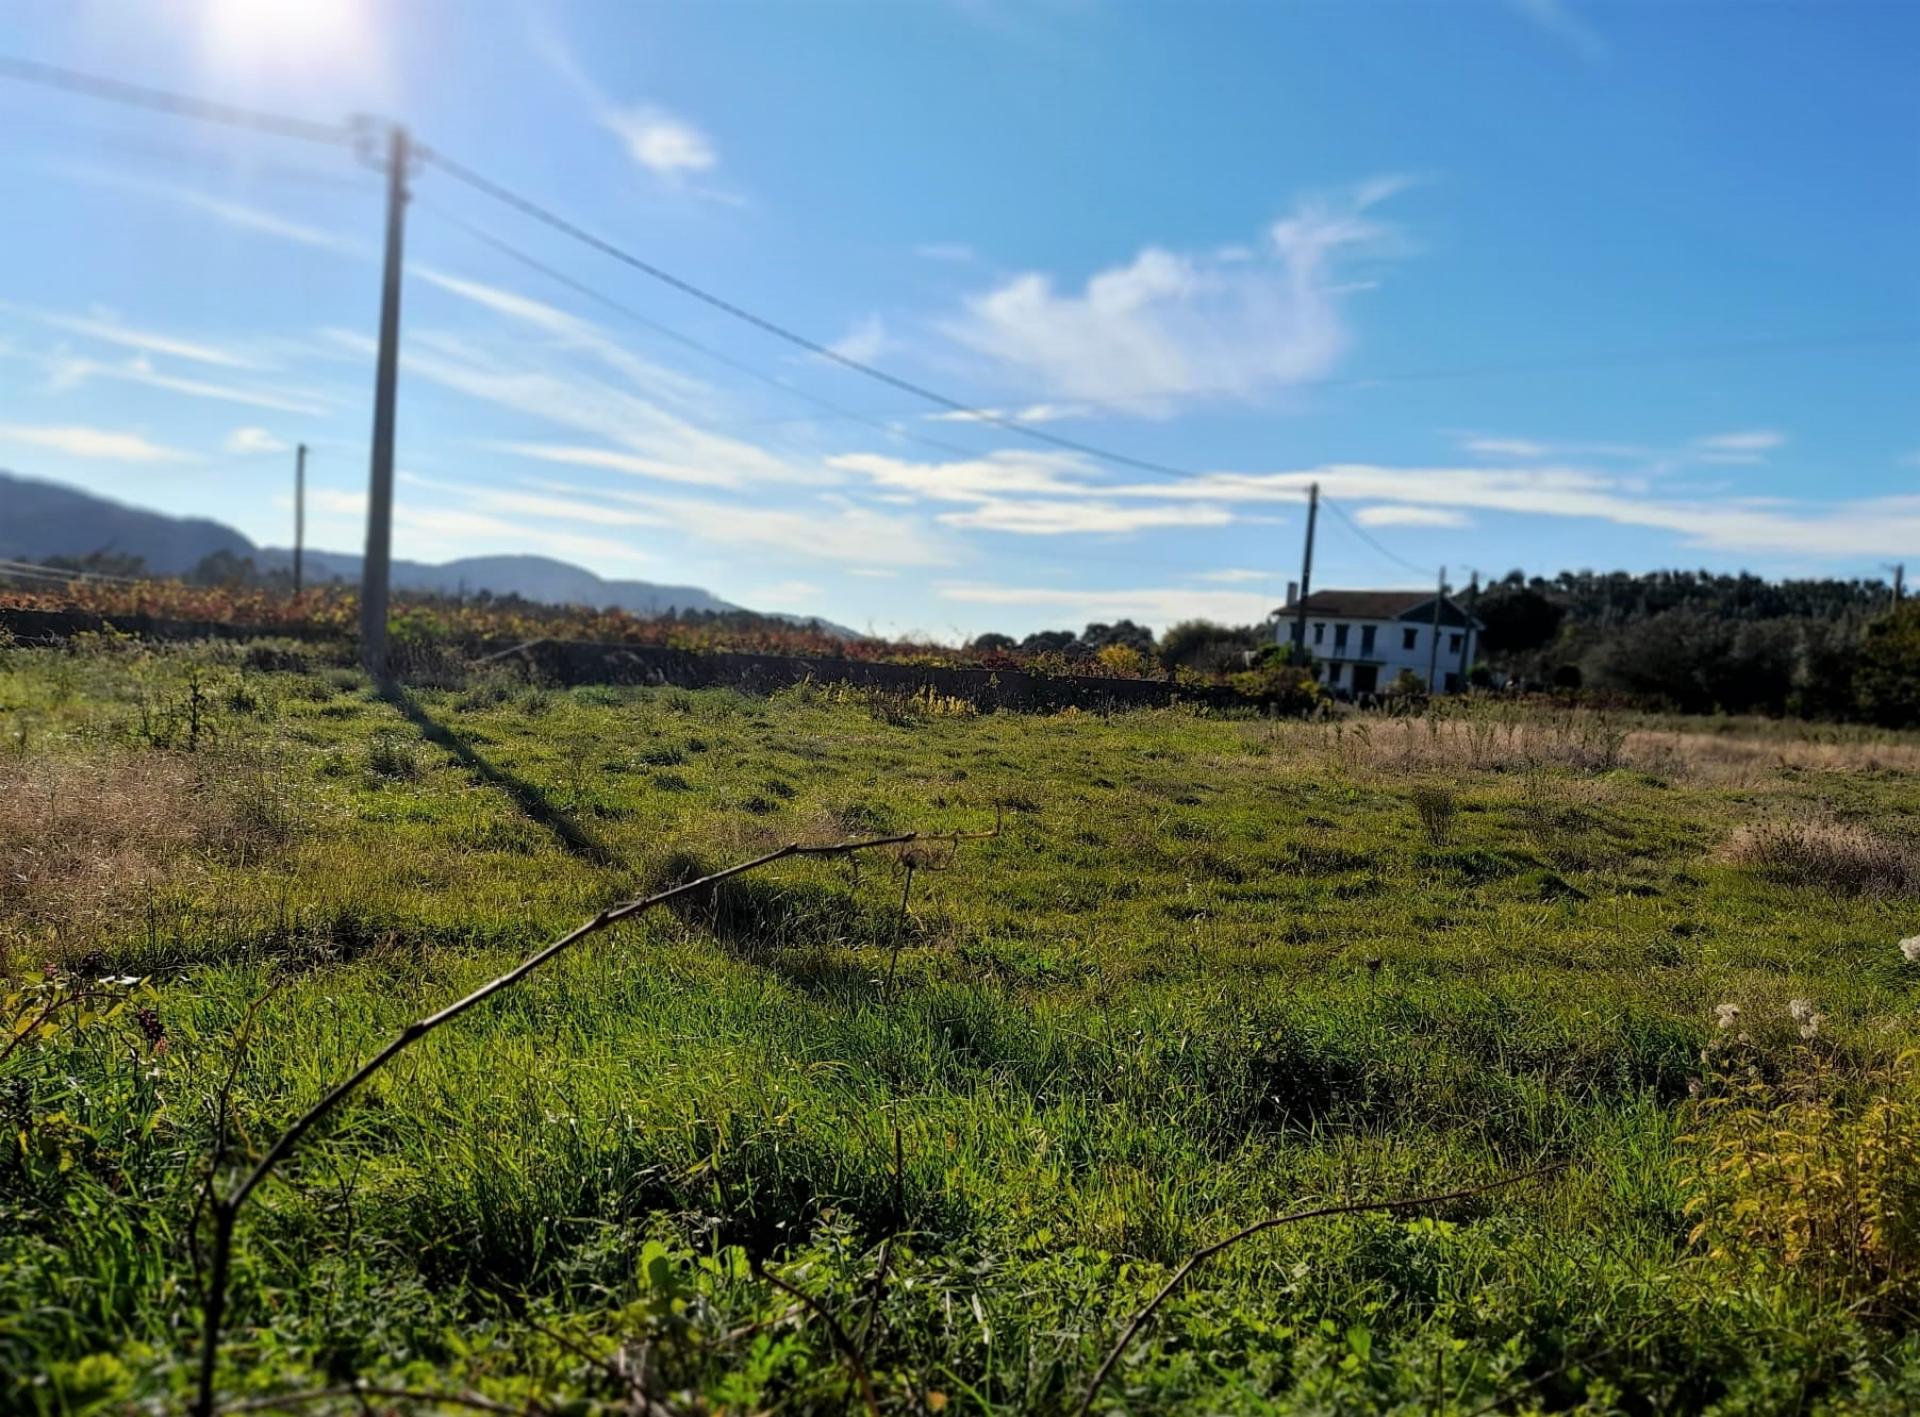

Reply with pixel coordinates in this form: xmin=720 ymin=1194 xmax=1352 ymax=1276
xmin=1321 ymin=495 xmax=1436 ymax=580
xmin=411 ymin=198 xmax=998 ymax=465
xmin=420 ymin=146 xmax=1227 ymax=483
xmin=0 ymin=55 xmax=358 ymax=147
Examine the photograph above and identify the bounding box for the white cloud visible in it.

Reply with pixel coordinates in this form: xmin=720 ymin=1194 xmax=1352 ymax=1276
xmin=583 ymin=486 xmax=950 ymax=569
xmin=489 ymin=441 xmax=749 ymax=490
xmin=412 ymin=266 xmax=713 ymax=410
xmin=1353 ymin=504 xmax=1470 ymax=528
xmin=1690 ymin=429 xmax=1787 ymax=465
xmin=941 ymin=177 xmax=1412 ymax=415
xmin=32 ymin=310 xmax=256 ymax=369
xmin=831 ymin=449 xmax=1100 ymax=503
xmin=1461 ymin=437 xmax=1550 ymax=459
xmin=939 ymin=582 xmax=1276 ymax=630
xmin=926 ymin=402 xmax=1088 ymax=425
xmin=532 ymin=26 xmax=731 ymax=194
xmin=827 ymin=315 xmax=892 ymax=365
xmin=55 ymin=164 xmax=362 ymax=254
xmin=0 ymin=423 xmax=193 ymax=463
xmin=47 ymin=355 xmax=330 ymax=416
xmin=603 ymin=105 xmax=719 ymax=177
xmin=1196 ymin=568 xmax=1272 ymax=584
xmin=323 ymin=326 xmax=813 ymax=490
xmin=1505 ymin=0 xmax=1607 ymax=60
xmin=938 ymin=498 xmax=1232 ymax=535
xmin=225 ymin=427 xmax=291 ymax=455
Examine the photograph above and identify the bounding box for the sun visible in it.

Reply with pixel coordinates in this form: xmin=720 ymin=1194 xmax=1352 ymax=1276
xmin=199 ymin=0 xmax=373 ymax=74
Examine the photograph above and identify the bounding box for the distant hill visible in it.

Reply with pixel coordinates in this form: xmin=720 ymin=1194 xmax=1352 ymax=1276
xmin=2 ymin=470 xmax=253 ymax=573
xmin=0 ymin=470 xmax=853 ymax=633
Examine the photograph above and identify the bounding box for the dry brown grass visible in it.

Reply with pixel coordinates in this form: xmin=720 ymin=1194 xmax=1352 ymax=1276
xmin=1722 ymin=819 xmax=1920 ymax=897
xmin=0 ymin=749 xmax=292 ymax=965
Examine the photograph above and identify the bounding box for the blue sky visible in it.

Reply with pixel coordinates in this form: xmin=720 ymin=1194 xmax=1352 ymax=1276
xmin=2 ymin=0 xmax=1916 ymax=637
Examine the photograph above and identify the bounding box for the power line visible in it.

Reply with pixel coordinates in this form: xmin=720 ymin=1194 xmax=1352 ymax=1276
xmin=420 ymin=146 xmax=1227 ymax=483
xmin=0 ymin=55 xmax=357 ymax=147
xmin=412 ymin=198 xmax=1000 ymax=466
xmin=1321 ymin=495 xmax=1435 ymax=580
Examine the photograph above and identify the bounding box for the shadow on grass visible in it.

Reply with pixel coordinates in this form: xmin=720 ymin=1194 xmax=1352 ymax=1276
xmin=379 ymin=679 xmax=622 ymax=868
xmin=655 ymin=848 xmax=910 ymax=996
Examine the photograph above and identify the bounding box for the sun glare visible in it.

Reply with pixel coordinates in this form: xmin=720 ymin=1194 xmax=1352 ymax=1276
xmin=199 ymin=0 xmax=372 ymax=73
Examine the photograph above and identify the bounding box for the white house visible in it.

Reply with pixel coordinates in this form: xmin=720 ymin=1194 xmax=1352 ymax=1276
xmin=1275 ymin=587 xmax=1483 ymax=696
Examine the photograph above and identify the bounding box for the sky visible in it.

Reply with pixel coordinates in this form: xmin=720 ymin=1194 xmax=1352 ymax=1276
xmin=1 ymin=0 xmax=1916 ymax=639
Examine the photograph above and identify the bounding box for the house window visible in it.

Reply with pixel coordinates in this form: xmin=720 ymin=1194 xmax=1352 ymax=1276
xmin=1334 ymin=623 xmax=1349 ymax=651
xmin=1402 ymin=627 xmax=1417 ymax=651
xmin=1313 ymin=622 xmax=1325 ymax=645
xmin=1449 ymin=632 xmax=1462 ymax=654
xmin=1329 ymin=662 xmax=1343 ymax=684
xmin=1360 ymin=625 xmax=1376 ymax=655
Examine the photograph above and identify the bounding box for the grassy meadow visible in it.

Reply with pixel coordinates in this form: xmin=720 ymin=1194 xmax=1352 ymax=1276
xmin=5 ymin=632 xmax=1920 ymax=1414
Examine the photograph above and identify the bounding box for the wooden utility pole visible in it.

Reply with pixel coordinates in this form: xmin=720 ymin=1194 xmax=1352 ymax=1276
xmin=1427 ymin=565 xmax=1444 ymax=691
xmin=1458 ymin=569 xmax=1478 ymax=686
xmin=359 ymin=124 xmax=410 ymax=675
xmin=1291 ymin=481 xmax=1318 ymax=653
xmin=292 ymin=442 xmax=306 ymax=595
xmin=1897 ymin=564 xmax=1906 ymax=605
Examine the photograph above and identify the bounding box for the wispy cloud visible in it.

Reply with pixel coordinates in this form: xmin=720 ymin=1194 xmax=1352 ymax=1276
xmin=826 ymin=315 xmax=893 ymax=365
xmin=1196 ymin=568 xmax=1271 ymax=584
xmin=532 ymin=25 xmax=735 ymax=198
xmin=1353 ymin=504 xmax=1470 ymax=528
xmin=0 ymin=423 xmax=193 ymax=463
xmin=27 ymin=308 xmax=257 ymax=369
xmin=1505 ymin=0 xmax=1607 ymax=61
xmin=322 ymin=325 xmax=813 ymax=490
xmin=225 ymin=427 xmax=290 ymax=455
xmin=54 ymin=164 xmax=364 ymax=254
xmin=941 ymin=177 xmax=1416 ymax=415
xmin=939 ymin=582 xmax=1277 ymax=629
xmin=48 ymin=354 xmax=331 ymax=416
xmin=914 ymin=242 xmax=977 ymax=263
xmin=1690 ymin=429 xmax=1787 ymax=464
xmin=925 ymin=402 xmax=1088 ymax=425
xmin=937 ymin=498 xmax=1232 ymax=535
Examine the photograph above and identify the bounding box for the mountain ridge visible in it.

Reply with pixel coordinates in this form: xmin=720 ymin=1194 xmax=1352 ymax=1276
xmin=0 ymin=470 xmax=853 ymax=634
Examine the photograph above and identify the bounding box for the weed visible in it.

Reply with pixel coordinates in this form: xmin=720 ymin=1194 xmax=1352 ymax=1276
xmin=1409 ymin=784 xmax=1459 ymax=845
xmin=1724 ymin=819 xmax=1920 ymax=896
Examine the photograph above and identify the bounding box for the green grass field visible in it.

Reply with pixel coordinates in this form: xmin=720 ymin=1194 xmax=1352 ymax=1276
xmin=6 ymin=635 xmax=1920 ymax=1414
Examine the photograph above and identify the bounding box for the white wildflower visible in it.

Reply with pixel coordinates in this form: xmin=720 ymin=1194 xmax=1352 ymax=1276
xmin=1799 ymin=1013 xmax=1824 ymax=1040
xmin=1788 ymin=998 xmax=1816 ymax=1022
xmin=1714 ymin=1002 xmax=1741 ymax=1030
xmin=1901 ymin=935 xmax=1920 ymax=963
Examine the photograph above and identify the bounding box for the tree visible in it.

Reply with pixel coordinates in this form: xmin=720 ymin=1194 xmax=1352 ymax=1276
xmin=1019 ymin=629 xmax=1084 ymax=657
xmin=1854 ymin=603 xmax=1920 ymax=727
xmin=1157 ymin=620 xmax=1263 ymax=673
xmin=1475 ymin=583 xmax=1564 ymax=655
xmin=968 ymin=632 xmax=1016 ymax=655
xmin=1082 ymin=620 xmax=1155 ymax=655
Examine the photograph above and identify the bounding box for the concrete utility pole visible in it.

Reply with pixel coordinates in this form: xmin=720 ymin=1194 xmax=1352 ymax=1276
xmin=1427 ymin=565 xmax=1445 ymax=691
xmin=1458 ymin=569 xmax=1478 ymax=686
xmin=292 ymin=442 xmax=306 ymax=595
xmin=1291 ymin=481 xmax=1319 ymax=653
xmin=359 ymin=123 xmax=410 ymax=675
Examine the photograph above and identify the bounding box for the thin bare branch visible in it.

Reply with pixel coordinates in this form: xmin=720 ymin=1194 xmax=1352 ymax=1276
xmin=218 ymin=1385 xmax=537 ymax=1415
xmin=1075 ymin=1163 xmax=1566 ymax=1417
xmin=752 ymin=1257 xmax=882 ymax=1417
xmin=193 ymin=815 xmax=996 ymax=1417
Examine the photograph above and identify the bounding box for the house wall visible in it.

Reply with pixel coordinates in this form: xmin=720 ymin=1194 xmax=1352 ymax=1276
xmin=1278 ymin=615 xmax=1476 ymax=694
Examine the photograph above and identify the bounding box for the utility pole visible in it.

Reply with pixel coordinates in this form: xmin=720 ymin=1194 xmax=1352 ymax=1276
xmin=1291 ymin=481 xmax=1318 ymax=654
xmin=292 ymin=442 xmax=306 ymax=595
xmin=1458 ymin=569 xmax=1478 ymax=686
xmin=1427 ymin=565 xmax=1445 ymax=692
xmin=1897 ymin=563 xmax=1906 ymax=606
xmin=359 ymin=123 xmax=410 ymax=676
